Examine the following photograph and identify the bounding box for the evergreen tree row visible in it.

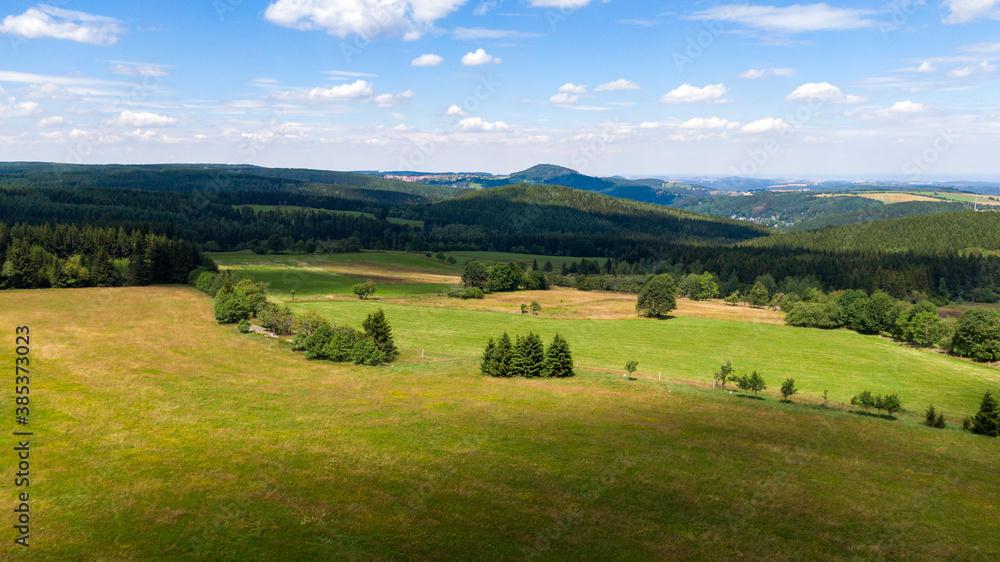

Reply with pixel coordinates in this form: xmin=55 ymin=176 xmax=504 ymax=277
xmin=480 ymin=332 xmax=574 ymax=378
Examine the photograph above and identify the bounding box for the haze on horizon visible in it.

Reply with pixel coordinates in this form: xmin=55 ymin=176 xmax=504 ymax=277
xmin=1 ymin=1 xmax=999 ymax=180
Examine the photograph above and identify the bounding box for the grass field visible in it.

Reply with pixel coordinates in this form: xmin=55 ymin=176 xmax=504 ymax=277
xmin=818 ymin=192 xmax=941 ymax=204
xmin=2 ymin=286 xmax=999 ymax=559
xmin=288 ymin=297 xmax=999 ymax=417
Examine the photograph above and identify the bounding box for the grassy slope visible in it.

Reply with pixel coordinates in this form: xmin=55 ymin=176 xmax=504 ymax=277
xmin=288 ymin=299 xmax=999 ymax=416
xmin=2 ymin=286 xmax=998 ymax=559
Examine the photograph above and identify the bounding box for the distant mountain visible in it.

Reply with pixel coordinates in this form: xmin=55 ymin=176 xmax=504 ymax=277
xmin=506 ymin=164 xmax=703 ymax=206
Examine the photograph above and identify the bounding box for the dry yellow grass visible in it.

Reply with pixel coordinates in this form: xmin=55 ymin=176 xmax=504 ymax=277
xmin=817 ymin=192 xmax=940 ymax=203
xmin=369 ymin=287 xmax=786 ymax=324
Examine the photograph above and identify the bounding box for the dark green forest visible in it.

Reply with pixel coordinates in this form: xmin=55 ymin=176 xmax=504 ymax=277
xmin=2 ymin=164 xmax=1000 ymax=301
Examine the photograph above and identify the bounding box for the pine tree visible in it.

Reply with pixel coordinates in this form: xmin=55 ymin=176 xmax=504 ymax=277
xmin=522 ymin=332 xmax=545 ymax=378
xmin=543 ymin=334 xmax=574 ymax=378
xmin=481 ymin=338 xmax=497 ymax=376
xmin=510 ymin=334 xmax=527 ymax=377
xmin=362 ymin=308 xmax=398 ymax=361
xmin=970 ymin=391 xmax=1000 ymax=437
xmin=495 ymin=332 xmax=513 ymax=378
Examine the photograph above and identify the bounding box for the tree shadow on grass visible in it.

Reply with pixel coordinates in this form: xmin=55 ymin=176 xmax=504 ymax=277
xmin=849 ymin=410 xmax=899 ymax=421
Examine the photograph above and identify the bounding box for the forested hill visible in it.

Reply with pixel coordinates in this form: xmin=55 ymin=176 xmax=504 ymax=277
xmin=749 ymin=210 xmax=1000 ymax=254
xmin=0 ymin=163 xmax=465 ymax=203
xmin=422 ymin=183 xmax=770 ymax=255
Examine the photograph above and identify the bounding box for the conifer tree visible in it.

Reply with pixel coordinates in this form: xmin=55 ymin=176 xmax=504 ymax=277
xmin=543 ymin=334 xmax=574 ymax=378
xmin=522 ymin=332 xmax=545 ymax=378
xmin=362 ymin=308 xmax=398 ymax=361
xmin=970 ymin=391 xmax=1000 ymax=437
xmin=495 ymin=332 xmax=514 ymax=378
xmin=481 ymin=338 xmax=497 ymax=376
xmin=510 ymin=334 xmax=527 ymax=377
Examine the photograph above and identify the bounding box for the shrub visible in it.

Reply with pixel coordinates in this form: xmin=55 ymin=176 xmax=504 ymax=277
xmin=352 ymin=280 xmax=377 ymax=300
xmin=351 ymin=338 xmax=386 ymax=366
xmin=257 ymin=303 xmax=296 ymax=335
xmin=214 ymin=282 xmax=252 ymax=324
xmin=951 ymin=309 xmax=1000 ymax=361
xmin=780 ymin=378 xmax=798 ymax=401
xmin=237 ymin=319 xmax=251 ymax=333
xmin=969 ymin=391 xmax=1000 ymax=437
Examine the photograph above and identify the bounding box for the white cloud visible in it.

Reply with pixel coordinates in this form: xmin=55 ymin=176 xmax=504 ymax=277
xmin=411 ymin=53 xmax=444 ymax=67
xmin=0 ymin=5 xmax=123 ymax=46
xmin=742 ymin=118 xmax=789 ymax=133
xmin=375 ymin=89 xmax=416 ymax=108
xmin=0 ymin=101 xmax=41 ymax=118
xmin=559 ymin=83 xmax=587 ymax=94
xmin=527 ymin=0 xmax=593 ymax=7
xmin=453 ymin=27 xmax=542 ymax=39
xmin=678 ymin=117 xmax=738 ymax=129
xmin=942 ymin=0 xmax=1000 ymax=24
xmin=617 ymin=18 xmax=657 ymax=27
xmin=275 ymin=79 xmax=374 ymax=102
xmin=785 ymin=82 xmax=867 ymax=103
xmin=917 ymin=62 xmax=935 ymax=72
xmin=660 ymin=83 xmax=728 ymax=104
xmin=549 ymin=93 xmax=579 ymax=105
xmin=947 ymin=61 xmax=997 ymax=77
xmin=445 ymin=104 xmax=468 ymax=117
xmin=264 ymin=0 xmax=467 ymax=40
xmin=639 ymin=122 xmax=661 ymax=129
xmin=738 ymin=67 xmax=796 ymax=79
xmin=462 ymin=48 xmax=501 ymax=66
xmin=885 ymin=100 xmax=928 ymax=114
xmin=108 ymin=62 xmax=170 ymax=77
xmin=38 ymin=115 xmax=66 ymax=127
xmin=106 ymin=111 xmax=178 ymax=128
xmin=594 ymin=79 xmax=640 ymax=92
xmin=689 ymin=4 xmax=874 ymax=33
xmin=456 ymin=117 xmax=509 ymax=132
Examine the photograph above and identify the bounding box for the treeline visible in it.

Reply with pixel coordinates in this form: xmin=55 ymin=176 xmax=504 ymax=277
xmin=194 ymin=270 xmax=398 ymax=366
xmin=0 ymin=223 xmax=212 ymax=289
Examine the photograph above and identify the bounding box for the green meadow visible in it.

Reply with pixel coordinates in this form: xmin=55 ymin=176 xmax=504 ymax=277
xmin=2 ymin=286 xmax=999 ymax=560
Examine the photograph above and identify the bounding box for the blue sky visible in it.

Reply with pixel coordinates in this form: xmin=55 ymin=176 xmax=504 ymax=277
xmin=1 ymin=1 xmax=999 ymax=179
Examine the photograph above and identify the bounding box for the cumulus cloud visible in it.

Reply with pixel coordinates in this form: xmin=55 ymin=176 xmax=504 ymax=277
xmin=265 ymin=0 xmax=467 ymax=40
xmin=445 ymin=104 xmax=468 ymax=117
xmin=549 ymin=93 xmax=579 ymax=105
xmin=0 ymin=5 xmax=123 ymax=46
xmin=461 ymin=48 xmax=501 ymax=66
xmin=411 ymin=53 xmax=444 ymax=66
xmin=558 ymin=83 xmax=587 ymax=94
xmin=737 ymin=68 xmax=796 ymax=80
xmin=660 ymin=83 xmax=728 ymax=104
xmin=885 ymin=100 xmax=928 ymax=114
xmin=741 ymin=118 xmax=788 ymax=133
xmin=678 ymin=117 xmax=738 ymax=129
xmin=689 ymin=3 xmax=874 ymax=33
xmin=785 ymin=82 xmax=867 ymax=103
xmin=917 ymin=62 xmax=935 ymax=72
xmin=456 ymin=117 xmax=509 ymax=132
xmin=274 ymin=79 xmax=374 ymax=102
xmin=639 ymin=122 xmax=661 ymax=129
xmin=374 ymin=89 xmax=416 ymax=108
xmin=0 ymin=101 xmax=41 ymax=118
xmin=105 ymin=111 xmax=178 ymax=128
xmin=38 ymin=115 xmax=66 ymax=127
xmin=942 ymin=0 xmax=1000 ymax=23
xmin=594 ymin=79 xmax=640 ymax=92
xmin=947 ymin=61 xmax=997 ymax=77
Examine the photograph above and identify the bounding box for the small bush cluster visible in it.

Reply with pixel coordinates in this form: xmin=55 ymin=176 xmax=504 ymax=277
xmin=481 ymin=332 xmax=574 ymax=378
xmin=448 ymin=287 xmax=484 ymax=299
xmin=291 ymin=308 xmax=398 ymax=366
xmin=924 ymin=405 xmax=946 ymax=429
xmin=851 ymin=390 xmax=902 ymax=416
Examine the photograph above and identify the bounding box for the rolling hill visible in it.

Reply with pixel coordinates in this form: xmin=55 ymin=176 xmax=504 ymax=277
xmin=750 ymin=209 xmax=1000 ymax=254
